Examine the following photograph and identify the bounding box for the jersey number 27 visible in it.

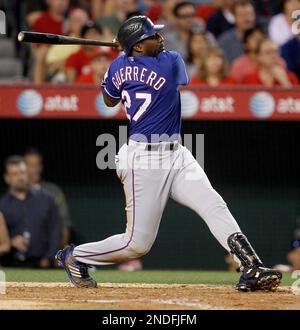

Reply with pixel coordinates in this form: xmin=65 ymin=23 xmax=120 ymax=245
xmin=121 ymin=90 xmax=152 ymax=122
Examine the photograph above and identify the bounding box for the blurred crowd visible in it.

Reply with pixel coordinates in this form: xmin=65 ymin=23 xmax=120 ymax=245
xmin=0 ymin=0 xmax=300 ymax=86
xmin=0 ymin=150 xmax=72 ymax=268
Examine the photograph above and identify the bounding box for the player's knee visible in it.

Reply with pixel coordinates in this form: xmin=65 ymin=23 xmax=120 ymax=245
xmin=128 ymin=241 xmax=152 ymax=257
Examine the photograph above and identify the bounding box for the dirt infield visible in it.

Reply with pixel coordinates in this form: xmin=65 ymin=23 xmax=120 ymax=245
xmin=0 ymin=282 xmax=299 ymax=310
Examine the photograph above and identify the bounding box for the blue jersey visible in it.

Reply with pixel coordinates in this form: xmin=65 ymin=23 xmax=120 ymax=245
xmin=101 ymin=51 xmax=189 ymax=142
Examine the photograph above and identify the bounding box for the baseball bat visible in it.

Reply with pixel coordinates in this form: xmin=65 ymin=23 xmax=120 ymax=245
xmin=17 ymin=31 xmax=119 ymax=48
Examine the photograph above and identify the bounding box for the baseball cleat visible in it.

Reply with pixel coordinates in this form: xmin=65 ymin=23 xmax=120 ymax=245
xmin=56 ymin=245 xmax=97 ymax=288
xmin=236 ymin=266 xmax=282 ymax=292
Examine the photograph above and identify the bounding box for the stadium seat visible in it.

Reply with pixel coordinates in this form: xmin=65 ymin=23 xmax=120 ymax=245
xmin=0 ymin=37 xmax=15 ymax=58
xmin=0 ymin=57 xmax=22 ymax=79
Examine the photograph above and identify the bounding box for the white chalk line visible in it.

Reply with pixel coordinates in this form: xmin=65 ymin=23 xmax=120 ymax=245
xmin=0 ymin=296 xmax=239 ymax=310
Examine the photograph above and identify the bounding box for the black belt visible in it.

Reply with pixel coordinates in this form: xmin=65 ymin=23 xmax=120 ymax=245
xmin=145 ymin=142 xmax=177 ymax=151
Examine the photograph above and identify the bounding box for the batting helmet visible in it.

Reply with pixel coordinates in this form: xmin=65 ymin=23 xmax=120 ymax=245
xmin=117 ymin=16 xmax=165 ymax=54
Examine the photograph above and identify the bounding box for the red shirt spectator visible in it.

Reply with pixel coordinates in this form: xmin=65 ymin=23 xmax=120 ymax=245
xmin=191 ymin=76 xmax=236 ymax=86
xmin=32 ymin=11 xmax=64 ymax=34
xmin=230 ymin=27 xmax=265 ymax=83
xmin=229 ymin=27 xmax=285 ymax=82
xmin=30 ymin=0 xmax=69 ymax=84
xmin=242 ymin=67 xmax=298 ymax=86
xmin=242 ymin=38 xmax=299 ymax=87
xmin=65 ymin=21 xmax=107 ymax=83
xmin=66 ymin=47 xmax=116 ymax=78
xmin=75 ymin=49 xmax=113 ymax=84
xmin=231 ymin=55 xmax=287 ymax=83
xmin=65 ymin=48 xmax=95 ymax=77
xmin=230 ymin=55 xmax=258 ymax=83
xmin=31 ymin=0 xmax=70 ymax=35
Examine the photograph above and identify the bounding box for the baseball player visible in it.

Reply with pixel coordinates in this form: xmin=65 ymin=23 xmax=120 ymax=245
xmin=56 ymin=16 xmax=282 ymax=292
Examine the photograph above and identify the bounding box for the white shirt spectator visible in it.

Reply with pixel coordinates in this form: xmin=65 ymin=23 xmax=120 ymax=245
xmin=268 ymin=13 xmax=294 ymax=46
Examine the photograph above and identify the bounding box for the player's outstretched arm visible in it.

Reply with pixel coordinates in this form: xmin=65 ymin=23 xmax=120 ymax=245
xmin=103 ymin=92 xmax=120 ymax=107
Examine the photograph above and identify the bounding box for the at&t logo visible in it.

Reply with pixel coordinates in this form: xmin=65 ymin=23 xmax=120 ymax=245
xmin=249 ymin=92 xmax=275 ymax=119
xmin=17 ymin=90 xmax=43 ymax=117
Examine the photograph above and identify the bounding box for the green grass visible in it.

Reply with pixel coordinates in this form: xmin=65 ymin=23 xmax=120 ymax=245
xmin=1 ymin=269 xmax=294 ymax=286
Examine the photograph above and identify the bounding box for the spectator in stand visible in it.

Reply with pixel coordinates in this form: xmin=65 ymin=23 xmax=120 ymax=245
xmin=190 ymin=46 xmax=236 ymax=86
xmin=281 ymin=32 xmax=300 ymax=80
xmin=96 ymin=0 xmax=138 ymax=37
xmin=31 ymin=0 xmax=70 ymax=83
xmin=195 ymin=0 xmax=222 ymax=22
xmin=25 ymin=0 xmax=47 ymax=28
xmin=45 ymin=7 xmax=89 ymax=83
xmin=65 ymin=7 xmax=90 ymax=38
xmin=218 ymin=0 xmax=257 ymax=63
xmin=24 ymin=148 xmax=72 ymax=247
xmin=186 ymin=28 xmax=216 ymax=78
xmin=206 ymin=0 xmax=236 ymax=38
xmin=164 ymin=1 xmax=205 ymax=61
xmin=242 ymin=37 xmax=299 ymax=86
xmin=65 ymin=21 xmax=107 ymax=83
xmin=89 ymin=0 xmax=107 ymax=20
xmin=90 ymin=0 xmax=123 ymax=20
xmin=147 ymin=0 xmax=179 ymax=24
xmin=0 ymin=156 xmax=60 ymax=268
xmin=268 ymin=0 xmax=300 ymax=46
xmin=231 ymin=27 xmax=288 ymax=82
xmin=230 ymin=27 xmax=265 ymax=82
xmin=0 ymin=212 xmax=10 ymax=259
xmin=31 ymin=0 xmax=70 ymax=35
xmin=76 ymin=48 xmax=113 ymax=84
